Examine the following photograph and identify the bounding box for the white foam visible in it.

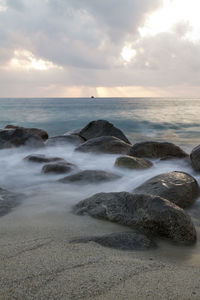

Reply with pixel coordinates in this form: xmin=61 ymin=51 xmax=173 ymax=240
xmin=0 ymin=143 xmax=200 ymax=215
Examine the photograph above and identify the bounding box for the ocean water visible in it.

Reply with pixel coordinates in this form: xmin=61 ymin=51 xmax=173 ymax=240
xmin=0 ymin=97 xmax=200 ymax=264
xmin=1 ymin=97 xmax=200 ymax=149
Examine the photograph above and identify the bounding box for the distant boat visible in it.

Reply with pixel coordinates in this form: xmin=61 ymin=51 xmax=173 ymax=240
xmin=91 ymin=96 xmax=95 ymax=99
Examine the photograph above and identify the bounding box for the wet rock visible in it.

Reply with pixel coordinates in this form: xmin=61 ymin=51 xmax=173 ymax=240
xmin=24 ymin=154 xmax=64 ymax=163
xmin=79 ymin=120 xmax=131 ymax=144
xmin=70 ymin=231 xmax=157 ymax=250
xmin=75 ymin=136 xmax=131 ymax=154
xmin=42 ymin=162 xmax=77 ymax=174
xmin=190 ymin=145 xmax=200 ymax=171
xmin=64 ymin=128 xmax=83 ymax=136
xmin=74 ymin=192 xmax=196 ymax=245
xmin=0 ymin=188 xmax=21 ymax=217
xmin=5 ymin=125 xmax=48 ymax=141
xmin=0 ymin=128 xmax=45 ymax=149
xmin=115 ymin=155 xmax=153 ymax=170
xmin=59 ymin=170 xmax=121 ymax=184
xmin=46 ymin=135 xmax=84 ymax=147
xmin=128 ymin=141 xmax=188 ymax=159
xmin=134 ymin=171 xmax=199 ymax=209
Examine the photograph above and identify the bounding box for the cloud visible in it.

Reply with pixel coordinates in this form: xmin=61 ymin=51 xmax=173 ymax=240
xmin=1 ymin=0 xmax=200 ymax=97
xmin=0 ymin=0 xmax=161 ymax=66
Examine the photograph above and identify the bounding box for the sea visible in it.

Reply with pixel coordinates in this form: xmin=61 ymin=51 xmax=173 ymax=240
xmin=1 ymin=97 xmax=200 ymax=149
xmin=0 ymin=97 xmax=200 ymax=265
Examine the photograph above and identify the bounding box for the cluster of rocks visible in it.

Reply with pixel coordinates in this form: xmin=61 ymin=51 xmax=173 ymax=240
xmin=1 ymin=120 xmax=200 ymax=251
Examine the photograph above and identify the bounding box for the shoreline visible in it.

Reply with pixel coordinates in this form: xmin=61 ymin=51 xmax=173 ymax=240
xmin=0 ymin=196 xmax=200 ymax=299
xmin=0 ymin=119 xmax=200 ymax=299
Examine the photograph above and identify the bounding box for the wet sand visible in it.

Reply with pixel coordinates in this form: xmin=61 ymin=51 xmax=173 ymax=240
xmin=0 ymin=196 xmax=200 ymax=300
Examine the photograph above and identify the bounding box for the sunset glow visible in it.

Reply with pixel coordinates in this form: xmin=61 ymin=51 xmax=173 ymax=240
xmin=8 ymin=50 xmax=62 ymax=71
xmin=139 ymin=0 xmax=200 ymax=41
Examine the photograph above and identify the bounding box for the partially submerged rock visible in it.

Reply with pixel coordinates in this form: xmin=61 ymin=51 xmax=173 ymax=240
xmin=46 ymin=135 xmax=84 ymax=147
xmin=64 ymin=128 xmax=82 ymax=136
xmin=42 ymin=162 xmax=77 ymax=174
xmin=0 ymin=187 xmax=21 ymax=217
xmin=74 ymin=192 xmax=196 ymax=245
xmin=128 ymin=141 xmax=188 ymax=159
xmin=24 ymin=154 xmax=63 ymax=163
xmin=70 ymin=231 xmax=157 ymax=250
xmin=59 ymin=170 xmax=120 ymax=184
xmin=134 ymin=171 xmax=199 ymax=209
xmin=79 ymin=120 xmax=131 ymax=144
xmin=190 ymin=145 xmax=200 ymax=171
xmin=115 ymin=155 xmax=153 ymax=170
xmin=5 ymin=125 xmax=48 ymax=141
xmin=0 ymin=128 xmax=45 ymax=149
xmin=75 ymin=136 xmax=131 ymax=154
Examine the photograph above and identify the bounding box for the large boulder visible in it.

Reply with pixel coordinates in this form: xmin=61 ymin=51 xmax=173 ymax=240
xmin=46 ymin=135 xmax=84 ymax=147
xmin=42 ymin=162 xmax=77 ymax=174
xmin=70 ymin=231 xmax=156 ymax=250
xmin=5 ymin=125 xmax=48 ymax=141
xmin=190 ymin=145 xmax=200 ymax=171
xmin=24 ymin=154 xmax=63 ymax=163
xmin=134 ymin=171 xmax=199 ymax=209
xmin=128 ymin=141 xmax=188 ymax=159
xmin=0 ymin=128 xmax=45 ymax=149
xmin=0 ymin=187 xmax=21 ymax=217
xmin=75 ymin=136 xmax=131 ymax=154
xmin=59 ymin=170 xmax=121 ymax=184
xmin=74 ymin=192 xmax=196 ymax=245
xmin=64 ymin=128 xmax=83 ymax=136
xmin=115 ymin=155 xmax=153 ymax=170
xmin=79 ymin=120 xmax=131 ymax=144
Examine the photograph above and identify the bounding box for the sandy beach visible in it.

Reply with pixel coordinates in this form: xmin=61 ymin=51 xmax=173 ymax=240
xmin=0 ymin=194 xmax=200 ymax=300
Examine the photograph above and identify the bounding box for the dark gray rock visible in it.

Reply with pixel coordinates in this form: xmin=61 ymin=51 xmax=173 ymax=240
xmin=190 ymin=145 xmax=200 ymax=171
xmin=0 ymin=128 xmax=45 ymax=149
xmin=134 ymin=171 xmax=199 ymax=209
xmin=70 ymin=231 xmax=157 ymax=250
xmin=128 ymin=141 xmax=188 ymax=159
xmin=64 ymin=128 xmax=83 ymax=136
xmin=79 ymin=120 xmax=131 ymax=144
xmin=115 ymin=155 xmax=153 ymax=170
xmin=0 ymin=188 xmax=21 ymax=217
xmin=42 ymin=162 xmax=77 ymax=174
xmin=59 ymin=170 xmax=121 ymax=184
xmin=46 ymin=135 xmax=84 ymax=147
xmin=5 ymin=125 xmax=48 ymax=141
xmin=74 ymin=192 xmax=196 ymax=245
xmin=75 ymin=136 xmax=131 ymax=154
xmin=24 ymin=154 xmax=64 ymax=163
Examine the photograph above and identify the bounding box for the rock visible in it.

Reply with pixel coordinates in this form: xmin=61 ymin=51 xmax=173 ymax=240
xmin=190 ymin=145 xmax=200 ymax=171
xmin=64 ymin=128 xmax=83 ymax=136
xmin=74 ymin=192 xmax=196 ymax=245
xmin=46 ymin=135 xmax=84 ymax=147
xmin=0 ymin=128 xmax=45 ymax=149
xmin=24 ymin=154 xmax=64 ymax=163
xmin=79 ymin=120 xmax=131 ymax=144
xmin=75 ymin=136 xmax=131 ymax=154
xmin=59 ymin=170 xmax=121 ymax=184
xmin=70 ymin=231 xmax=157 ymax=250
xmin=128 ymin=141 xmax=188 ymax=159
xmin=0 ymin=187 xmax=21 ymax=217
xmin=115 ymin=155 xmax=153 ymax=170
xmin=5 ymin=125 xmax=48 ymax=141
xmin=134 ymin=171 xmax=199 ymax=209
xmin=42 ymin=162 xmax=77 ymax=174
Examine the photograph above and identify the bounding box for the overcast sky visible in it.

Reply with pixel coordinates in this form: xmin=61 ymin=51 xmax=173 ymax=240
xmin=0 ymin=0 xmax=200 ymax=97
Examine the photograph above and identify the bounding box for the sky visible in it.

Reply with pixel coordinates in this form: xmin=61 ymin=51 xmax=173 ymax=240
xmin=0 ymin=0 xmax=200 ymax=97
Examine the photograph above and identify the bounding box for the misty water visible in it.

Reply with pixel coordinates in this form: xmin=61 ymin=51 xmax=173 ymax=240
xmin=1 ymin=97 xmax=200 ymax=265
